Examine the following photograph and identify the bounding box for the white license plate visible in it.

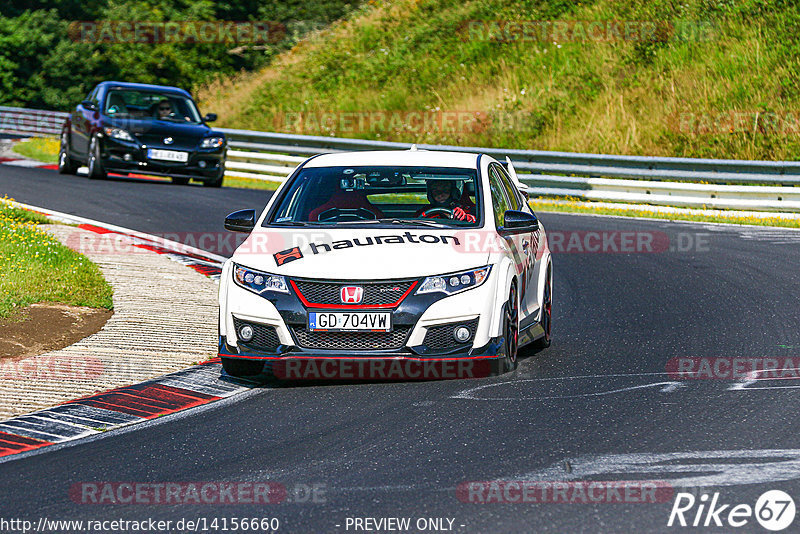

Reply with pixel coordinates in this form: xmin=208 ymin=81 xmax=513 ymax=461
xmin=309 ymin=312 xmax=391 ymax=332
xmin=147 ymin=148 xmax=188 ymax=162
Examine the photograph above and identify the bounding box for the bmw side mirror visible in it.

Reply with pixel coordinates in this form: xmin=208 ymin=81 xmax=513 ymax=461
xmin=502 ymin=210 xmax=539 ymax=233
xmin=203 ymin=113 xmax=217 ymax=122
xmin=225 ymin=209 xmax=256 ymax=233
xmin=81 ymin=100 xmax=97 ymax=111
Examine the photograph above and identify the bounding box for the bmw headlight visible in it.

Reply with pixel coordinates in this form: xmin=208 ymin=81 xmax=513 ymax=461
xmin=233 ymin=264 xmax=289 ymax=294
xmin=201 ymin=136 xmax=224 ymax=148
xmin=416 ymin=266 xmax=491 ymax=296
xmin=103 ymin=127 xmax=135 ymax=142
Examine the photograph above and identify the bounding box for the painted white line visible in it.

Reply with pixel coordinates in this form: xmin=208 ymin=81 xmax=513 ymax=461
xmin=515 ymin=449 xmax=800 ymax=488
xmin=729 ymin=368 xmax=800 ymax=391
xmin=452 ymin=372 xmax=675 ymax=400
xmin=454 ymin=379 xmax=685 ymax=401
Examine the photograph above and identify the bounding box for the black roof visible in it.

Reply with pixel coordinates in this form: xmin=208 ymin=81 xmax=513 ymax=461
xmin=97 ymin=81 xmax=192 ymax=98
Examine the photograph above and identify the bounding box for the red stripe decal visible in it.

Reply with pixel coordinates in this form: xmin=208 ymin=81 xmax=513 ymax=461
xmin=71 ymin=384 xmax=220 ymax=419
xmin=77 ymin=223 xmax=116 ymax=234
xmin=0 ymin=431 xmax=52 ymax=458
xmin=290 ymin=280 xmax=418 ymax=310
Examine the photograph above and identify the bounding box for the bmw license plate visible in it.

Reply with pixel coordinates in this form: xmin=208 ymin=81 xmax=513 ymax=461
xmin=147 ymin=148 xmax=188 ymax=162
xmin=308 ymin=312 xmax=391 ymax=332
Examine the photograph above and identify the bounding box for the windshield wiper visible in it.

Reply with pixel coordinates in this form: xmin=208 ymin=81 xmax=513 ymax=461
xmin=271 ymin=221 xmax=309 ymax=226
xmin=381 ymin=218 xmax=449 ymax=228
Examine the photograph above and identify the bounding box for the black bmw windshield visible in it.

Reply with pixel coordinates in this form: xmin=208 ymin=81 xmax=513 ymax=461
xmin=268 ymin=166 xmax=481 ymax=227
xmin=104 ymin=90 xmax=202 ymax=124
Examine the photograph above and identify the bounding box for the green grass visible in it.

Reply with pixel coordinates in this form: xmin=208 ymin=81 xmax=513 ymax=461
xmin=0 ymin=198 xmax=113 ymax=319
xmin=222 ymin=176 xmax=282 ymax=191
xmin=13 ymin=137 xmax=59 ymax=164
xmin=530 ymin=198 xmax=800 ymax=229
xmin=198 ymin=0 xmax=800 ymax=161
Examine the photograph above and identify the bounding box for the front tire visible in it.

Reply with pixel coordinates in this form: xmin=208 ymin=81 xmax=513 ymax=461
xmin=87 ymin=135 xmax=107 ymax=180
xmin=58 ymin=130 xmax=78 ymax=175
xmin=532 ymin=264 xmax=552 ymax=350
xmin=203 ymin=167 xmax=224 ymax=188
xmin=221 ymin=357 xmax=265 ymax=378
xmin=493 ymin=282 xmax=519 ymax=375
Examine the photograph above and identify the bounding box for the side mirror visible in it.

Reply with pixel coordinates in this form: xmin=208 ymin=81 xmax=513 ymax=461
xmin=501 ymin=210 xmax=539 ymax=234
xmin=81 ymin=100 xmax=98 ymax=111
xmin=203 ymin=113 xmax=217 ymax=122
xmin=225 ymin=209 xmax=256 ymax=233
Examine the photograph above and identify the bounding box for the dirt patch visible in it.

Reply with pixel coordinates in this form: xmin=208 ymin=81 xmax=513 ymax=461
xmin=0 ymin=304 xmax=112 ymax=360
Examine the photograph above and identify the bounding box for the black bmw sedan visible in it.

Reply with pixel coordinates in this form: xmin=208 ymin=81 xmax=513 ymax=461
xmin=58 ymin=81 xmax=226 ymax=187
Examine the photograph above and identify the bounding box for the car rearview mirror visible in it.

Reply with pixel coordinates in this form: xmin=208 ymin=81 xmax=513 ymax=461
xmin=81 ymin=100 xmax=98 ymax=111
xmin=502 ymin=210 xmax=539 ymax=233
xmin=225 ymin=209 xmax=256 ymax=233
xmin=203 ymin=113 xmax=217 ymax=122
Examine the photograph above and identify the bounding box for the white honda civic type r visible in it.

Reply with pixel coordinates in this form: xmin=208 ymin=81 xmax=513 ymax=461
xmin=218 ymin=150 xmax=552 ymax=379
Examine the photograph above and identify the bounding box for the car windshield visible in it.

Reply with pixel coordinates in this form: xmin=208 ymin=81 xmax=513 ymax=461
xmin=104 ymin=89 xmax=202 ymax=124
xmin=268 ymin=165 xmax=481 ymax=227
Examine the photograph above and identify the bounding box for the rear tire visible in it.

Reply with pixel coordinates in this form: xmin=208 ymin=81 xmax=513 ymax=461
xmin=532 ymin=264 xmax=552 ymax=350
xmin=58 ymin=130 xmax=78 ymax=175
xmin=87 ymin=135 xmax=107 ymax=180
xmin=221 ymin=357 xmax=265 ymax=378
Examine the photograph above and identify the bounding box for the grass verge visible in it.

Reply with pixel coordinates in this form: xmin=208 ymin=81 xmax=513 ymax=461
xmin=530 ymin=198 xmax=800 ymax=229
xmin=12 ymin=137 xmax=59 ymax=164
xmin=198 ymin=0 xmax=800 ymax=161
xmin=0 ymin=198 xmax=113 ymax=319
xmin=222 ymin=176 xmax=282 ymax=191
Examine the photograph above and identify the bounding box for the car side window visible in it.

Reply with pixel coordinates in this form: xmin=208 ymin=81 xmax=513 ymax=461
xmin=494 ymin=164 xmax=522 ymax=211
xmin=488 ymin=166 xmax=511 ymax=228
xmin=84 ymin=87 xmax=99 ymax=108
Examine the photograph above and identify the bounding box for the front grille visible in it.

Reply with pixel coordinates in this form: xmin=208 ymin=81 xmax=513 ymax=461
xmin=292 ymin=279 xmax=416 ymax=306
xmin=291 ymin=327 xmax=411 ymax=351
xmin=138 ymin=134 xmax=197 ymax=149
xmin=423 ymin=318 xmax=479 ymax=350
xmin=233 ymin=317 xmax=280 ymax=352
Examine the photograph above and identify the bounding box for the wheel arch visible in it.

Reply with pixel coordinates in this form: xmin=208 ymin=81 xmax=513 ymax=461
xmin=489 ymin=258 xmax=518 ymax=338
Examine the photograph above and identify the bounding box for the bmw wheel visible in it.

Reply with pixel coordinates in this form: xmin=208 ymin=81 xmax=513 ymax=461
xmin=203 ymin=166 xmax=224 ymax=188
xmin=87 ymin=135 xmax=107 ymax=180
xmin=58 ymin=129 xmax=79 ymax=175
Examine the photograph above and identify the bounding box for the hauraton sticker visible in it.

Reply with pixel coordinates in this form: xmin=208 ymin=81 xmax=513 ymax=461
xmin=272 ymin=233 xmax=461 ymax=266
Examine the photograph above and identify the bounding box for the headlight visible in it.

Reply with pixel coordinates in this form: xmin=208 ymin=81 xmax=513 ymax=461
xmin=103 ymin=127 xmax=135 ymax=142
xmin=416 ymin=266 xmax=491 ymax=296
xmin=201 ymin=136 xmax=224 ymax=148
xmin=233 ymin=264 xmax=288 ymax=295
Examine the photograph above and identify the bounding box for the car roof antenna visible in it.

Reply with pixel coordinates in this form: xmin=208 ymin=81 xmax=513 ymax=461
xmin=409 ymin=144 xmax=418 ymax=151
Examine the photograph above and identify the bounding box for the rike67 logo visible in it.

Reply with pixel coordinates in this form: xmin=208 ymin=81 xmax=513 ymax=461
xmin=668 ymin=490 xmax=796 ymax=531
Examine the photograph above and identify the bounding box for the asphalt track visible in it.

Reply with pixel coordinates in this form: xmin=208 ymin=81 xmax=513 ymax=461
xmin=3 ymin=165 xmax=800 ymax=533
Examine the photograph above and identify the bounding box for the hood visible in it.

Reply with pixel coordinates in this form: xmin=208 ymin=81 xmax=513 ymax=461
xmin=231 ymin=227 xmax=493 ymax=279
xmin=105 ymin=118 xmax=215 ymax=148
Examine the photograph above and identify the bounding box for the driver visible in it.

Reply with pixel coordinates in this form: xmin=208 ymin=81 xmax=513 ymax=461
xmin=155 ymin=99 xmax=173 ymax=119
xmin=416 ymin=180 xmax=476 ymax=222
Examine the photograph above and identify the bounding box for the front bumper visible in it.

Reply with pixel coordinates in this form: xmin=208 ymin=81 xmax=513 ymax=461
xmin=219 ymin=269 xmax=507 ymax=378
xmin=218 ymin=335 xmax=505 ymax=380
xmin=100 ymin=136 xmax=225 ymax=181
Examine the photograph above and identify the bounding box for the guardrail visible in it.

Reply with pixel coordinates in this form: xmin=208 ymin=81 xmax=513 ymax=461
xmin=0 ymin=106 xmax=68 ymax=137
xmin=2 ymin=106 xmax=799 ymax=212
